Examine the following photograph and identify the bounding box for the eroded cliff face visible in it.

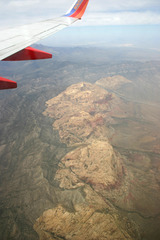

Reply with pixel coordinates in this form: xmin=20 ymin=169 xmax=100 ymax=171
xmin=43 ymin=82 xmax=127 ymax=146
xmin=33 ymin=82 xmax=141 ymax=240
xmin=1 ymin=52 xmax=160 ymax=240
xmin=55 ymin=141 xmax=123 ymax=191
xmin=34 ymin=204 xmax=134 ymax=240
xmin=34 ymin=140 xmax=136 ymax=239
xmin=33 ymin=80 xmax=160 ymax=240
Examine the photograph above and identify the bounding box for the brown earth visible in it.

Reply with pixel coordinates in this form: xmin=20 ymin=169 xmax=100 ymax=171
xmin=34 ymin=79 xmax=160 ymax=239
xmin=34 ymin=204 xmax=135 ymax=240
xmin=96 ymin=75 xmax=132 ymax=90
xmin=43 ymin=82 xmax=129 ymax=146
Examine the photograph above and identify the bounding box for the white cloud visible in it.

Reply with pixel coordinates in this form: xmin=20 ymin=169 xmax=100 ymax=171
xmin=0 ymin=0 xmax=160 ymax=27
xmin=8 ymin=0 xmax=40 ymax=7
xmin=89 ymin=0 xmax=160 ymax=12
xmin=83 ymin=11 xmax=160 ymax=26
xmin=117 ymin=43 xmax=135 ymax=47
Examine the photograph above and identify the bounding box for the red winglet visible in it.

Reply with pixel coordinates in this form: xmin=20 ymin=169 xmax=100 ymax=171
xmin=65 ymin=0 xmax=89 ymax=19
xmin=0 ymin=77 xmax=17 ymax=90
xmin=3 ymin=47 xmax=52 ymax=61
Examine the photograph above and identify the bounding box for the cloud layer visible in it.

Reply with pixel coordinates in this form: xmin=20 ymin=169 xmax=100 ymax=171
xmin=85 ymin=11 xmax=160 ymax=26
xmin=0 ymin=0 xmax=160 ymax=27
xmin=0 ymin=1 xmax=160 ymax=49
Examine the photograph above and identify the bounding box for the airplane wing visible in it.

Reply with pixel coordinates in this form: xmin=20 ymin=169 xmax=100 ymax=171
xmin=0 ymin=0 xmax=89 ymax=90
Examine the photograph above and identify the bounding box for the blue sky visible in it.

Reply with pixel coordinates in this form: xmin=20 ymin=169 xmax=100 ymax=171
xmin=0 ymin=0 xmax=160 ymax=49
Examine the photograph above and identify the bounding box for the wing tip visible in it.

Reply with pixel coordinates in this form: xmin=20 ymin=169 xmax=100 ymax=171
xmin=0 ymin=77 xmax=17 ymax=90
xmin=65 ymin=0 xmax=89 ymax=19
xmin=3 ymin=47 xmax=52 ymax=61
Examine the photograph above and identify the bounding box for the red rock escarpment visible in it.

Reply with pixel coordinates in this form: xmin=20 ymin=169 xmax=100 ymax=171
xmin=35 ymin=80 xmax=160 ymax=240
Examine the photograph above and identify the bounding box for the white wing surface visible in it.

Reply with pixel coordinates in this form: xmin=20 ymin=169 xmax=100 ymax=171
xmin=0 ymin=0 xmax=89 ymax=89
xmin=0 ymin=17 xmax=77 ymax=61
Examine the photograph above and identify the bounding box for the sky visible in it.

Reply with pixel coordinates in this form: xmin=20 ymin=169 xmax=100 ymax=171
xmin=0 ymin=0 xmax=160 ymax=49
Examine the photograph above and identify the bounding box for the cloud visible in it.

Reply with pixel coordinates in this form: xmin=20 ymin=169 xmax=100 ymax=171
xmin=117 ymin=43 xmax=135 ymax=47
xmin=8 ymin=0 xmax=40 ymax=7
xmin=90 ymin=0 xmax=160 ymax=12
xmin=83 ymin=11 xmax=160 ymax=26
xmin=0 ymin=1 xmax=159 ymax=49
xmin=0 ymin=0 xmax=160 ymax=27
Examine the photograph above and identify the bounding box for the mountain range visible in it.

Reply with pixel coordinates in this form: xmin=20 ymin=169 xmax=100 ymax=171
xmin=0 ymin=45 xmax=160 ymax=240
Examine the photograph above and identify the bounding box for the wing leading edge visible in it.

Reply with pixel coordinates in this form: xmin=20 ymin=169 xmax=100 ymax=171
xmin=0 ymin=0 xmax=90 ymax=90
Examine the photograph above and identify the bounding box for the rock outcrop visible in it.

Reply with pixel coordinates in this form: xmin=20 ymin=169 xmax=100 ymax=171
xmin=34 ymin=204 xmax=134 ymax=240
xmin=55 ymin=141 xmax=123 ymax=191
xmin=1 ymin=49 xmax=160 ymax=240
xmin=43 ymin=82 xmax=128 ymax=146
xmin=37 ymin=81 xmax=149 ymax=240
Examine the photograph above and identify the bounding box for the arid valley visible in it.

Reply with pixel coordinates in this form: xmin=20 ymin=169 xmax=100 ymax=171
xmin=0 ymin=46 xmax=160 ymax=240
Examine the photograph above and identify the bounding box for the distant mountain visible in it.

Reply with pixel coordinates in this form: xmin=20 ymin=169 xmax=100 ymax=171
xmin=0 ymin=46 xmax=160 ymax=240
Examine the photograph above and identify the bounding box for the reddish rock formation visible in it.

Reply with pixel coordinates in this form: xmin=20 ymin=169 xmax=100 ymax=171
xmin=43 ymin=82 xmax=127 ymax=146
xmin=36 ymin=80 xmax=160 ymax=240
xmin=55 ymin=141 xmax=124 ymax=191
xmin=34 ymin=204 xmax=134 ymax=240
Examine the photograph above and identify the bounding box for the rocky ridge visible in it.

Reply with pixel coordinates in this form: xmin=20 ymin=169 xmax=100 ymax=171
xmin=1 ymin=49 xmax=160 ymax=240
xmin=43 ymin=82 xmax=128 ymax=146
xmin=33 ymin=79 xmax=160 ymax=240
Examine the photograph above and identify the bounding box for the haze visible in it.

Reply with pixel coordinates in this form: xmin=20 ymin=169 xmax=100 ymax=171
xmin=0 ymin=0 xmax=160 ymax=49
xmin=0 ymin=1 xmax=160 ymax=240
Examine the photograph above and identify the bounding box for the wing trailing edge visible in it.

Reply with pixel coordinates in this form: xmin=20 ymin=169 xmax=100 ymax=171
xmin=0 ymin=77 xmax=17 ymax=90
xmin=3 ymin=47 xmax=52 ymax=61
xmin=0 ymin=0 xmax=90 ymax=90
xmin=1 ymin=47 xmax=52 ymax=89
